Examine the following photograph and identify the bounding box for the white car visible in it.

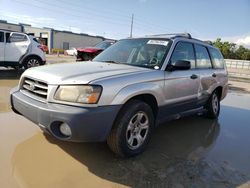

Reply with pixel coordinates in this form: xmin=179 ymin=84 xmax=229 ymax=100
xmin=0 ymin=30 xmax=46 ymax=69
xmin=65 ymin=47 xmax=77 ymax=56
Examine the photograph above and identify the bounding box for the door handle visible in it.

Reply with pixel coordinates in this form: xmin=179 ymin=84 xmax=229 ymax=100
xmin=190 ymin=74 xmax=198 ymax=79
xmin=212 ymin=73 xmax=217 ymax=77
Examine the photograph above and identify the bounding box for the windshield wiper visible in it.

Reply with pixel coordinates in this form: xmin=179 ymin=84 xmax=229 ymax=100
xmin=99 ymin=60 xmax=121 ymax=64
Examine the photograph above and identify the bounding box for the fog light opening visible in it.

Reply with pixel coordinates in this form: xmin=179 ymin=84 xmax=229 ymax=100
xmin=59 ymin=123 xmax=72 ymax=137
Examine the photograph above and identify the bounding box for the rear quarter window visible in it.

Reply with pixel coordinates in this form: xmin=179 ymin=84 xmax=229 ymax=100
xmin=10 ymin=33 xmax=28 ymax=42
xmin=209 ymin=47 xmax=225 ymax=69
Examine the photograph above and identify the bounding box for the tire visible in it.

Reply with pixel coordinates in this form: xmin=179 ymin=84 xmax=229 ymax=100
xmin=205 ymin=90 xmax=220 ymax=119
xmin=23 ymin=56 xmax=42 ymax=69
xmin=107 ymin=100 xmax=155 ymax=157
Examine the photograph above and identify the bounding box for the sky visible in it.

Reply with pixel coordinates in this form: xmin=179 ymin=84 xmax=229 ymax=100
xmin=0 ymin=0 xmax=250 ymax=47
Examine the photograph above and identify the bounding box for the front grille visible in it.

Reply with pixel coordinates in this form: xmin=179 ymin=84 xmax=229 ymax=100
xmin=22 ymin=77 xmax=48 ymax=99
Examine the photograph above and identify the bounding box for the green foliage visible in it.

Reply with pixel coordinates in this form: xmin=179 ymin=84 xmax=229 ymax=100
xmin=212 ymin=38 xmax=250 ymax=60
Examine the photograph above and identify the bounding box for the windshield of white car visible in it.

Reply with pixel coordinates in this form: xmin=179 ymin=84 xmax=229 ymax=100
xmin=93 ymin=38 xmax=171 ymax=69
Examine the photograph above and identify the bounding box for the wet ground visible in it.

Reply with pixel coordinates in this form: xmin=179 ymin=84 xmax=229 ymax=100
xmin=1 ymin=68 xmax=250 ymax=188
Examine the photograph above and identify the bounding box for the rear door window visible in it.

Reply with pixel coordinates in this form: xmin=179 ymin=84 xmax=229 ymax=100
xmin=170 ymin=42 xmax=195 ymax=68
xmin=194 ymin=44 xmax=212 ymax=69
xmin=209 ymin=47 xmax=225 ymax=69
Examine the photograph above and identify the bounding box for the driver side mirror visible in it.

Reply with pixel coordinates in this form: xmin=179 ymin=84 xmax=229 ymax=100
xmin=167 ymin=60 xmax=191 ymax=71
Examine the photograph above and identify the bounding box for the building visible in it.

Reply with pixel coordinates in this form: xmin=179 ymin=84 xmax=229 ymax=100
xmin=0 ymin=20 xmax=22 ymax=32
xmin=0 ymin=20 xmax=106 ymax=53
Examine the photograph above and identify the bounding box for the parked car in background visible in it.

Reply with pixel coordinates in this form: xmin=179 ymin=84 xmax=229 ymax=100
xmin=0 ymin=30 xmax=46 ymax=69
xmin=76 ymin=40 xmax=116 ymax=61
xmin=10 ymin=33 xmax=228 ymax=157
xmin=65 ymin=47 xmax=77 ymax=56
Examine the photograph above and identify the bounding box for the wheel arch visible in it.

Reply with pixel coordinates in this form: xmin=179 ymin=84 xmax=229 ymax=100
xmin=214 ymin=86 xmax=223 ymax=100
xmin=116 ymin=93 xmax=159 ymax=121
xmin=20 ymin=54 xmax=43 ymax=65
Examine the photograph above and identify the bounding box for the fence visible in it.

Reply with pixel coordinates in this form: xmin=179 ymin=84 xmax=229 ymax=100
xmin=225 ymin=59 xmax=250 ymax=78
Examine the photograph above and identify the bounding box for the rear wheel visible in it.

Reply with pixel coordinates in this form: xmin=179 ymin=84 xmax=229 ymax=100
xmin=205 ymin=91 xmax=220 ymax=119
xmin=23 ymin=56 xmax=42 ymax=69
xmin=107 ymin=100 xmax=155 ymax=157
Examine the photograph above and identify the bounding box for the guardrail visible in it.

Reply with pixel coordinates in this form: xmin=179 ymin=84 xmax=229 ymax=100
xmin=225 ymin=59 xmax=250 ymax=78
xmin=225 ymin=59 xmax=250 ymax=69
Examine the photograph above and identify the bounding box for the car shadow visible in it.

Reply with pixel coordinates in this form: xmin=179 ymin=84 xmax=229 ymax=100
xmin=0 ymin=68 xmax=24 ymax=80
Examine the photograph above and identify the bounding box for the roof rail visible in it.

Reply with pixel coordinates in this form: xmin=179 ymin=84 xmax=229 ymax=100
xmin=146 ymin=33 xmax=192 ymax=39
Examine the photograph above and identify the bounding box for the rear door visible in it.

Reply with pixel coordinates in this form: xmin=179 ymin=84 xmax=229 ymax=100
xmin=162 ymin=41 xmax=200 ymax=116
xmin=0 ymin=31 xmax=4 ymax=62
xmin=4 ymin=32 xmax=30 ymax=64
xmin=194 ymin=44 xmax=214 ymax=104
xmin=208 ymin=47 xmax=228 ymax=92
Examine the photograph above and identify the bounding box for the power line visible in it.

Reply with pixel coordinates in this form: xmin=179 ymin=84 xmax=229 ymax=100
xmin=13 ymin=0 xmax=130 ymax=27
xmin=31 ymin=0 xmax=178 ymax=34
xmin=11 ymin=0 xmax=181 ymax=38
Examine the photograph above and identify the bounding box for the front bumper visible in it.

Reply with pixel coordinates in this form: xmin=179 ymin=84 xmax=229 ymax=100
xmin=10 ymin=88 xmax=121 ymax=142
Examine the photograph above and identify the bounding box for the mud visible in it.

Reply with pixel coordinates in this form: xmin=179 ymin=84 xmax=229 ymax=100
xmin=1 ymin=67 xmax=250 ymax=188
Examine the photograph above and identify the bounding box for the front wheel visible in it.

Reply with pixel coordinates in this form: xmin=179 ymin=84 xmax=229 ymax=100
xmin=107 ymin=100 xmax=155 ymax=157
xmin=205 ymin=91 xmax=220 ymax=119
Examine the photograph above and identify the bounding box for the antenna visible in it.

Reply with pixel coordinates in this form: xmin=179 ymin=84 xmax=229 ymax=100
xmin=130 ymin=14 xmax=134 ymax=38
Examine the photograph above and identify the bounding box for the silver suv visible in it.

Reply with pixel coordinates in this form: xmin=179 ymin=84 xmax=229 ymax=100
xmin=10 ymin=33 xmax=228 ymax=157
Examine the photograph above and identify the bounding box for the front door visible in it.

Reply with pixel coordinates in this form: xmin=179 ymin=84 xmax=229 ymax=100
xmin=162 ymin=41 xmax=200 ymax=116
xmin=4 ymin=32 xmax=30 ymax=65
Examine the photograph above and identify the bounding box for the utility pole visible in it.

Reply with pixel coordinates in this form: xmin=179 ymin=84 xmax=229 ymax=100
xmin=130 ymin=14 xmax=134 ymax=38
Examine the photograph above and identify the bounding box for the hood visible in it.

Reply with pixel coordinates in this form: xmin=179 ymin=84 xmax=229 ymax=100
xmin=22 ymin=62 xmax=151 ymax=85
xmin=77 ymin=47 xmax=102 ymax=53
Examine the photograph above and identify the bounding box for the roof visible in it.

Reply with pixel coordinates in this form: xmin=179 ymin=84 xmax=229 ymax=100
xmin=143 ymin=33 xmax=214 ymax=47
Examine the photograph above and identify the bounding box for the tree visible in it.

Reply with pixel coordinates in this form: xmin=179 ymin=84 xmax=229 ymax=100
xmin=212 ymin=38 xmax=250 ymax=60
xmin=235 ymin=45 xmax=250 ymax=60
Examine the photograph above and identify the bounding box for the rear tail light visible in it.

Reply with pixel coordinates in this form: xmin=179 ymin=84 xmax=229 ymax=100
xmin=38 ymin=45 xmax=45 ymax=52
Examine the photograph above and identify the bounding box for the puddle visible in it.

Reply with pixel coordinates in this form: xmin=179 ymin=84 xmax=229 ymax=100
xmin=0 ymin=75 xmax=250 ymax=187
xmin=0 ymin=80 xmax=19 ymax=112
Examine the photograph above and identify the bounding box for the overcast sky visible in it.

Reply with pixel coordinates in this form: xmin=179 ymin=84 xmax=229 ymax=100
xmin=0 ymin=0 xmax=250 ymax=47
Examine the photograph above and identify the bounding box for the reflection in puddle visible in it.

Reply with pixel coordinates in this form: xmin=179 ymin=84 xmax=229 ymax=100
xmin=10 ymin=117 xmax=222 ymax=188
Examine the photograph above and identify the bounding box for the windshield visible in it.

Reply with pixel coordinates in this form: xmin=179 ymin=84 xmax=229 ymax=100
xmin=95 ymin=41 xmax=114 ymax=49
xmin=93 ymin=38 xmax=171 ymax=69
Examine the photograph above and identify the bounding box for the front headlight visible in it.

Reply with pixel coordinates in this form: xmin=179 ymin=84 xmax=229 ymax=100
xmin=54 ymin=85 xmax=102 ymax=104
